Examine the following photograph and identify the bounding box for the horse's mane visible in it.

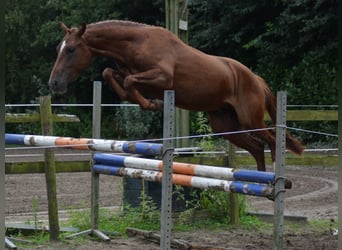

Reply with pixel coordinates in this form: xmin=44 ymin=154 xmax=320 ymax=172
xmin=87 ymin=20 xmax=150 ymax=29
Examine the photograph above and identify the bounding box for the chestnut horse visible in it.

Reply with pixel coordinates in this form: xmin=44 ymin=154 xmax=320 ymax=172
xmin=49 ymin=20 xmax=304 ymax=171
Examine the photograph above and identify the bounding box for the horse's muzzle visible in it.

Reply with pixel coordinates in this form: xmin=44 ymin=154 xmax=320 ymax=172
xmin=48 ymin=80 xmax=67 ymax=94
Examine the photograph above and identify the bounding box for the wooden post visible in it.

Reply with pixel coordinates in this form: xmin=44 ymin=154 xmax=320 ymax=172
xmin=165 ymin=0 xmax=178 ymax=36
xmin=39 ymin=96 xmax=59 ymax=241
xmin=90 ymin=82 xmax=101 ymax=231
xmin=165 ymin=0 xmax=189 ymax=148
xmin=228 ymin=143 xmax=239 ymax=225
xmin=176 ymin=0 xmax=189 ymax=148
xmin=90 ymin=81 xmax=110 ymax=240
xmin=339 ymin=85 xmax=342 ymax=250
xmin=0 ymin=58 xmax=5 ymax=249
xmin=65 ymin=82 xmax=109 ymax=241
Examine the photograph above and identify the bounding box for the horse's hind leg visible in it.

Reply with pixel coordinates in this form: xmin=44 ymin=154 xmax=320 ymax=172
xmin=228 ymin=133 xmax=266 ymax=171
xmin=234 ymin=97 xmax=277 ymax=168
xmin=267 ymin=129 xmax=277 ymax=169
xmin=208 ymin=110 xmax=267 ymax=171
xmin=243 ymin=120 xmax=276 ymax=167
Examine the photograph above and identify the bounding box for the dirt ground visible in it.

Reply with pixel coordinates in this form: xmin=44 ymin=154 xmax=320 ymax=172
xmin=4 ymin=148 xmax=338 ymax=249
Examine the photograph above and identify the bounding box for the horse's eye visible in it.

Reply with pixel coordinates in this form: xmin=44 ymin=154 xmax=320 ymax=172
xmin=67 ymin=47 xmax=75 ymax=54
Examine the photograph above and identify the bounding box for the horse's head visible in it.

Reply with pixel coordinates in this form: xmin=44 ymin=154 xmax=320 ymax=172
xmin=48 ymin=22 xmax=92 ymax=94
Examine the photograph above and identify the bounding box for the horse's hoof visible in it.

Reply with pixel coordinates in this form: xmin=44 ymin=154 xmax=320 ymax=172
xmin=146 ymin=100 xmax=163 ymax=111
xmin=114 ymin=74 xmax=124 ymax=82
xmin=153 ymin=99 xmax=164 ymax=111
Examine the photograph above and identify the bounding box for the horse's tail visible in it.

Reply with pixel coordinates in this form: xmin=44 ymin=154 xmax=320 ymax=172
xmin=264 ymin=84 xmax=305 ymax=156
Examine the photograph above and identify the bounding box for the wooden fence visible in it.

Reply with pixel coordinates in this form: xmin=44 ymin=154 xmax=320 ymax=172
xmin=5 ymin=96 xmax=80 ymax=241
xmin=5 ymin=106 xmax=338 ymax=175
xmin=4 ymin=97 xmax=338 ymax=240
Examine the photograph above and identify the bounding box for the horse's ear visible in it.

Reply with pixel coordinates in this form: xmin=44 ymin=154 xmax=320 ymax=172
xmin=77 ymin=23 xmax=87 ymax=37
xmin=60 ymin=22 xmax=69 ymax=34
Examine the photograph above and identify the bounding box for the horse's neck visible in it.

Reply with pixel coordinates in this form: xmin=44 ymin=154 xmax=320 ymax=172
xmin=84 ymin=25 xmax=142 ymax=62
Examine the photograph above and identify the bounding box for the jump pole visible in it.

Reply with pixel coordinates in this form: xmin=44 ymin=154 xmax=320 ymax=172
xmin=273 ymin=91 xmax=287 ymax=250
xmin=92 ymin=153 xmax=276 ymax=184
xmin=4 ymin=134 xmax=163 ymax=155
xmin=92 ymin=164 xmax=274 ymax=198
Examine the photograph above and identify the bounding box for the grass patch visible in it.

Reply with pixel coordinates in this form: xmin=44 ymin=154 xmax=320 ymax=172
xmin=308 ymin=219 xmax=338 ymax=233
xmin=122 ymin=189 xmax=269 ymax=234
xmin=66 ymin=191 xmax=161 ymax=235
xmin=309 ymin=219 xmax=338 ymax=231
xmin=7 ymin=208 xmax=336 ymax=249
xmin=7 ymin=187 xmax=337 ymax=248
xmin=67 ymin=206 xmax=160 ymax=236
xmin=65 ymin=189 xmax=256 ymax=236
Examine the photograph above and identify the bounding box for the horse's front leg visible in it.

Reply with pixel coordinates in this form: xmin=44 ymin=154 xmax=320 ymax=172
xmin=102 ymin=68 xmax=133 ymax=102
xmin=123 ymin=68 xmax=172 ymax=111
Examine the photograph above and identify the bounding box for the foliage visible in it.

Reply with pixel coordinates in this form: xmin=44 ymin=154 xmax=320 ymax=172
xmin=67 ymin=194 xmax=161 ymax=234
xmin=5 ymin=0 xmax=337 ymax=144
xmin=249 ymin=0 xmax=337 ymax=105
xmin=308 ymin=219 xmax=338 ymax=233
xmin=197 ymin=190 xmax=247 ymax=223
xmin=190 ymin=111 xmax=214 ymax=150
xmin=189 ymin=111 xmax=230 ymax=152
xmin=188 ymin=0 xmax=337 ymax=105
xmin=188 ymin=0 xmax=337 ymax=145
xmin=188 ymin=0 xmax=282 ymax=65
xmin=67 ymin=187 xmax=252 ymax=235
xmin=114 ymin=104 xmax=163 ymax=140
xmin=191 ymin=111 xmax=212 ymax=135
xmin=5 ymin=0 xmax=164 ymax=105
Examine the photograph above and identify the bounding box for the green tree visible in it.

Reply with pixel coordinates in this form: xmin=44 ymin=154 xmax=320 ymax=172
xmin=5 ymin=1 xmax=337 ymax=145
xmin=250 ymin=0 xmax=337 ymax=105
xmin=5 ymin=0 xmax=164 ymax=138
xmin=188 ymin=0 xmax=337 ymax=104
xmin=188 ymin=0 xmax=282 ymax=66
